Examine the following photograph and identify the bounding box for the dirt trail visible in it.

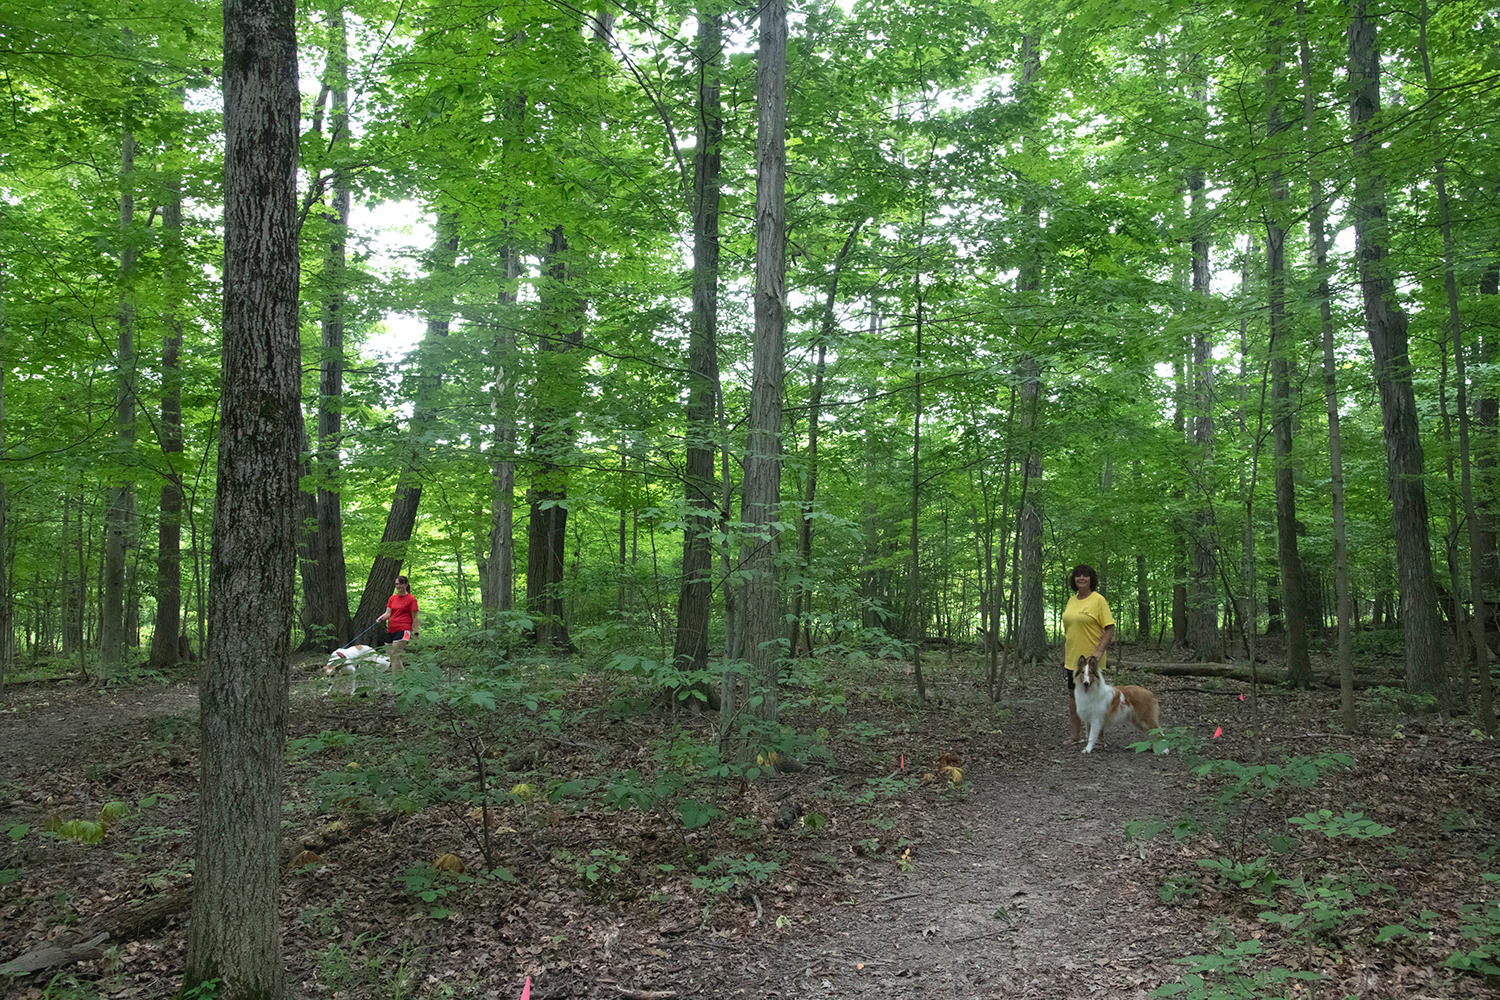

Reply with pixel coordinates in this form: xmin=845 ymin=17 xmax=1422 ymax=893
xmin=733 ymin=682 xmax=1199 ymax=999
xmin=0 ymin=682 xmax=200 ymax=791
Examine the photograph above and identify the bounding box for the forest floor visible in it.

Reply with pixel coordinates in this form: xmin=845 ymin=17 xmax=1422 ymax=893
xmin=3 ymin=642 xmax=1500 ymax=999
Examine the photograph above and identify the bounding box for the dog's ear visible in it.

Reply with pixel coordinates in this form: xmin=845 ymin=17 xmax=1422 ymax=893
xmin=1076 ymin=655 xmax=1087 ymax=670
xmin=1087 ymin=655 xmax=1099 ymax=671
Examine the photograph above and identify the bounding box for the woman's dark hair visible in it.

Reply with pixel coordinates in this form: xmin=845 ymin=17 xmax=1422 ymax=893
xmin=396 ymin=575 xmax=410 ymax=588
xmin=1067 ymin=564 xmax=1099 ymax=593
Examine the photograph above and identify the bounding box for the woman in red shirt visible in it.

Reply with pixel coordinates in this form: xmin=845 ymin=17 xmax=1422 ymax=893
xmin=377 ymin=575 xmax=420 ymax=671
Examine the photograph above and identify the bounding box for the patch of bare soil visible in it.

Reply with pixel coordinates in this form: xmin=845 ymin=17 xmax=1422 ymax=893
xmin=3 ymin=652 xmax=1500 ymax=1000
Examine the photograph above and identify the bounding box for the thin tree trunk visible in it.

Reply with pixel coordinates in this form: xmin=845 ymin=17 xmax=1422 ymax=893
xmin=1172 ymin=344 xmax=1188 ymax=646
xmin=1478 ymin=266 xmax=1499 ymax=660
xmin=1014 ymin=34 xmax=1047 ymax=669
xmin=353 ymin=214 xmax=459 ymax=634
xmin=102 ymin=115 xmax=138 ymax=666
xmin=1347 ymin=1 xmax=1453 ymax=709
xmin=1420 ymin=0 xmax=1493 ymax=731
xmin=908 ymin=273 xmax=928 ymax=701
xmin=1265 ymin=27 xmax=1311 ymax=684
xmin=185 ymin=0 xmax=300 ymax=992
xmin=1016 ymin=352 xmax=1045 ymax=665
xmin=309 ymin=2 xmax=353 ymax=646
xmin=485 ymin=243 xmax=520 ymax=620
xmin=1296 ymin=1 xmax=1356 ymax=728
xmin=148 ymin=116 xmax=186 ymax=667
xmin=674 ymin=4 xmax=722 ymax=682
xmin=0 ymin=244 xmax=7 ymax=680
xmin=1186 ymin=129 xmax=1218 ymax=659
xmin=788 ymin=221 xmax=861 ymax=658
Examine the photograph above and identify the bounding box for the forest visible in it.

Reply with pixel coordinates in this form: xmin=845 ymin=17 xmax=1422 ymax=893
xmin=4 ymin=0 xmax=1500 ymax=997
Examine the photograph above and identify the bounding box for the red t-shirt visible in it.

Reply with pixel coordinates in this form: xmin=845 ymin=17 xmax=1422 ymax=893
xmin=386 ymin=593 xmax=418 ymax=632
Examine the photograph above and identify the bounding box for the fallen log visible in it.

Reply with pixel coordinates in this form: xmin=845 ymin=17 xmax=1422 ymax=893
xmin=1 ymin=810 xmax=396 ymax=977
xmin=0 ymin=888 xmax=188 ymax=977
xmin=1126 ymin=661 xmax=1404 ymax=690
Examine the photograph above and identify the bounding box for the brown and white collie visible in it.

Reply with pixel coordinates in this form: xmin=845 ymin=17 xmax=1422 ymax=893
xmin=1073 ymin=655 xmax=1162 ymax=754
xmin=323 ymin=644 xmax=391 ymax=696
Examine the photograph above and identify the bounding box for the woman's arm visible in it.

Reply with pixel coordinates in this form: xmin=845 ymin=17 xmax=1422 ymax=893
xmin=1093 ymin=624 xmax=1114 ymax=658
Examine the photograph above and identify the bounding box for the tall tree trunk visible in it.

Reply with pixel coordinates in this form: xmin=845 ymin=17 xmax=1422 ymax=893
xmin=352 ymin=213 xmax=459 ymax=634
xmin=908 ymin=270 xmax=929 ymax=701
xmin=1420 ymin=0 xmax=1492 ymax=731
xmin=1186 ymin=141 xmax=1218 ymax=658
xmin=860 ymin=311 xmax=887 ymax=632
xmin=1135 ymin=552 xmax=1149 ymax=640
xmin=1478 ymin=265 xmax=1499 ymax=658
xmin=525 ymin=226 xmax=582 ymax=650
xmin=1347 ymin=1 xmax=1453 ymax=708
xmin=788 ymin=222 xmax=861 ymax=658
xmin=730 ymin=0 xmax=788 ymax=734
xmin=308 ymin=2 xmax=353 ymax=646
xmin=102 ymin=116 xmax=138 ymax=666
xmin=0 ymin=245 xmax=7 ymax=680
xmin=1298 ymin=2 xmax=1354 ymax=725
xmin=185 ymin=0 xmax=299 ymax=994
xmin=1015 ymin=353 xmax=1046 ymax=664
xmin=485 ymin=243 xmax=520 ymax=620
xmin=1014 ymin=33 xmax=1047 ymax=668
xmin=673 ymin=4 xmax=723 ymax=679
xmin=1172 ymin=341 xmax=1189 ymax=645
xmin=149 ymin=94 xmax=186 ymax=668
xmin=1265 ymin=27 xmax=1311 ymax=684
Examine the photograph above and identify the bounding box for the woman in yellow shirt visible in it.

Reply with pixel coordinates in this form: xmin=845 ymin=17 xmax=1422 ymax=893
xmin=1061 ymin=563 xmax=1115 ymax=744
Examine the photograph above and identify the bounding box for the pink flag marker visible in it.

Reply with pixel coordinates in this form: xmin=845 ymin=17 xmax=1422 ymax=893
xmin=1212 ymin=726 xmax=1222 ymax=739
xmin=899 ymin=754 xmax=905 ymax=770
xmin=521 ymin=976 xmax=531 ymax=1000
xmin=1239 ymin=693 xmax=1245 ymax=702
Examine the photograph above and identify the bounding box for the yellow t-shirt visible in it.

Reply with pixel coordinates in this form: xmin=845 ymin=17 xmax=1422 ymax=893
xmin=1062 ymin=590 xmax=1115 ymax=672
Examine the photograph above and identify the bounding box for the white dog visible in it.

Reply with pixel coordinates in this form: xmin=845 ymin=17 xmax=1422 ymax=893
xmin=1073 ymin=655 xmax=1162 ymax=754
xmin=323 ymin=644 xmax=391 ymax=696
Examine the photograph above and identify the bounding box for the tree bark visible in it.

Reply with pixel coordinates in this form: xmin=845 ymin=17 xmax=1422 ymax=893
xmin=485 ymin=243 xmax=520 ymax=621
xmin=908 ymin=263 xmax=929 ymax=702
xmin=1297 ymin=0 xmax=1355 ymax=730
xmin=1419 ymin=0 xmax=1493 ymax=731
xmin=0 ymin=244 xmax=7 ymax=679
xmin=1347 ymin=1 xmax=1453 ymax=709
xmin=1265 ymin=26 xmax=1311 ymax=685
xmin=524 ymin=226 xmax=582 ymax=651
xmin=1186 ymin=135 xmax=1218 ymax=659
xmin=102 ymin=115 xmax=138 ymax=666
xmin=306 ymin=2 xmax=354 ymax=647
xmin=148 ymin=97 xmax=186 ymax=669
xmin=731 ymin=0 xmax=788 ymax=733
xmin=185 ymin=0 xmax=300 ymax=994
xmin=1016 ymin=353 xmax=1045 ymax=665
xmin=1013 ymin=33 xmax=1047 ymax=669
xmin=673 ymin=4 xmax=723 ymax=680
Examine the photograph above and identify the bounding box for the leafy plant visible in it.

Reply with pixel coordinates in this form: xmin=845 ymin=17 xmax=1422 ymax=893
xmin=1286 ymin=809 xmax=1394 ymax=840
xmin=1197 ymin=855 xmax=1278 ymax=893
xmin=1191 ymin=754 xmax=1354 ymax=806
xmin=691 ymin=853 xmax=782 ymax=895
xmin=1447 ymin=874 xmax=1500 ymax=978
xmin=1153 ymin=939 xmax=1323 ymax=998
xmin=577 ymin=847 xmax=630 ymax=894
